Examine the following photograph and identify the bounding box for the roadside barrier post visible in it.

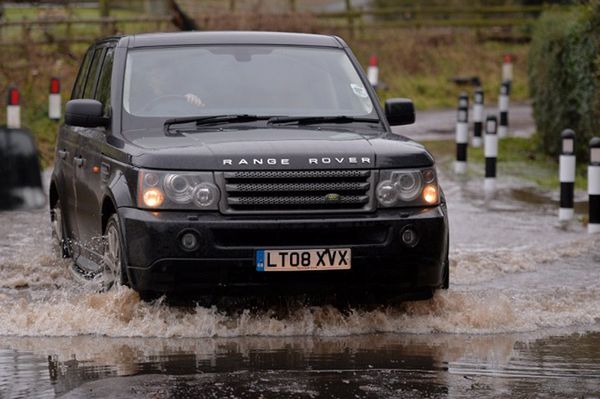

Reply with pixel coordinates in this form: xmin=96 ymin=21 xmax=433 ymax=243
xmin=472 ymin=87 xmax=484 ymax=148
xmin=367 ymin=54 xmax=379 ymax=89
xmin=589 ymin=137 xmax=600 ymax=234
xmin=454 ymin=92 xmax=469 ymax=174
xmin=559 ymin=129 xmax=576 ymax=222
xmin=502 ymin=54 xmax=513 ymax=92
xmin=7 ymin=86 xmax=21 ymax=129
xmin=49 ymin=77 xmax=61 ymax=121
xmin=484 ymin=115 xmax=498 ymax=195
xmin=498 ymin=82 xmax=509 ymax=138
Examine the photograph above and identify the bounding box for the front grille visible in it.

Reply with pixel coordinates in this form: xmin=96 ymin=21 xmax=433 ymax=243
xmin=220 ymin=170 xmax=374 ymax=213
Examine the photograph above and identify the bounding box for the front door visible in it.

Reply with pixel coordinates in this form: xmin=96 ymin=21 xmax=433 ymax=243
xmin=74 ymin=45 xmax=115 ymax=263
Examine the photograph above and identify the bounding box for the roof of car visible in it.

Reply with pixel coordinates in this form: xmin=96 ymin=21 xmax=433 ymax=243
xmin=117 ymin=31 xmax=345 ymax=49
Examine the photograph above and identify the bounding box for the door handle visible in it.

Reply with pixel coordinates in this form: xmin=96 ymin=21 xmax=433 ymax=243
xmin=57 ymin=149 xmax=68 ymax=160
xmin=73 ymin=156 xmax=85 ymax=168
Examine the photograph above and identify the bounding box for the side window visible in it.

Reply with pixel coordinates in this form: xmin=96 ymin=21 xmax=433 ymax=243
xmin=82 ymin=48 xmax=106 ymax=99
xmin=95 ymin=47 xmax=114 ymax=116
xmin=71 ymin=48 xmax=94 ymax=99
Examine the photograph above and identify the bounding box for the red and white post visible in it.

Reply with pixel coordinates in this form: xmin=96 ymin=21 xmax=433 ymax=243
xmin=367 ymin=54 xmax=379 ymax=90
xmin=49 ymin=77 xmax=61 ymax=121
xmin=7 ymin=86 xmax=20 ymax=129
xmin=502 ymin=54 xmax=514 ymax=92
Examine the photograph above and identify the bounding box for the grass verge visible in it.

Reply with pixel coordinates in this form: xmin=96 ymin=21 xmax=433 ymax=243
xmin=422 ymin=137 xmax=589 ymax=191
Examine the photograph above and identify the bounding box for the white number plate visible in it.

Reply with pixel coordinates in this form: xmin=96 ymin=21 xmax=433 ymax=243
xmin=256 ymin=248 xmax=351 ymax=272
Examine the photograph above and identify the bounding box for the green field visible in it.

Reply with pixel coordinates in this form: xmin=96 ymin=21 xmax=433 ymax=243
xmin=0 ymin=4 xmax=530 ymax=167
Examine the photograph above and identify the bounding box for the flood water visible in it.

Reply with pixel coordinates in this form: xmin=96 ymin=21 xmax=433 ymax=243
xmin=1 ymin=165 xmax=599 ymax=398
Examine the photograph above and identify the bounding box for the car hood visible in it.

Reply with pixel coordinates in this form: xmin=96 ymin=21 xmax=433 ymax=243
xmin=124 ymin=128 xmax=434 ymax=170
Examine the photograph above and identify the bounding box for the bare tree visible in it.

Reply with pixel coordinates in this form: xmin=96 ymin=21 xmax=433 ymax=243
xmin=168 ymin=0 xmax=198 ymax=31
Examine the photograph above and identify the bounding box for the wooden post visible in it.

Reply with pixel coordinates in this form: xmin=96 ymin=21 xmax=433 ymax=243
xmin=229 ymin=0 xmax=236 ymax=12
xmin=99 ymin=0 xmax=109 ymax=36
xmin=345 ymin=0 xmax=354 ymax=38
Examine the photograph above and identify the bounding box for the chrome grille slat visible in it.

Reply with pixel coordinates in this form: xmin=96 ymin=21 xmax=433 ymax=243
xmin=222 ymin=170 xmax=373 ymax=213
xmin=228 ymin=195 xmax=369 ymax=206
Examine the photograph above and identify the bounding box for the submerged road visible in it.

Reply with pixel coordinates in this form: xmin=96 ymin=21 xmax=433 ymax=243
xmin=1 ymin=109 xmax=599 ymax=397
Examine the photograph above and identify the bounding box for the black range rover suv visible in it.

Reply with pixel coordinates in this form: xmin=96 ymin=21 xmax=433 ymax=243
xmin=50 ymin=31 xmax=449 ymax=299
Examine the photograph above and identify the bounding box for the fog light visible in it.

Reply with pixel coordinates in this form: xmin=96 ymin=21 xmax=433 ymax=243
xmin=401 ymin=227 xmax=419 ymax=247
xmin=179 ymin=230 xmax=200 ymax=251
xmin=423 ymin=184 xmax=438 ymax=204
xmin=143 ymin=188 xmax=165 ymax=208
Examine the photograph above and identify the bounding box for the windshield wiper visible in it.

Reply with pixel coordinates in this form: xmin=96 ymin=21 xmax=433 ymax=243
xmin=267 ymin=115 xmax=380 ymax=126
xmin=164 ymin=114 xmax=272 ymax=135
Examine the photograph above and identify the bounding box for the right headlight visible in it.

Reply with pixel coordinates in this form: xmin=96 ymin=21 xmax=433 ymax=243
xmin=138 ymin=169 xmax=220 ymax=210
xmin=376 ymin=168 xmax=439 ymax=207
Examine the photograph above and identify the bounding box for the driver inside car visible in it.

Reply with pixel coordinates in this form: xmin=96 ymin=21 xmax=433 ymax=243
xmin=129 ymin=60 xmax=206 ymax=113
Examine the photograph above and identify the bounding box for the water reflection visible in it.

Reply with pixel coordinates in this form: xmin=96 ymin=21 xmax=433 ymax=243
xmin=2 ymin=330 xmax=599 ymax=398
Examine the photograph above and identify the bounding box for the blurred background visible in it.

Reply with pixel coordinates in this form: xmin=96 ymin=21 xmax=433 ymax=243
xmin=0 ymin=0 xmax=596 ymax=170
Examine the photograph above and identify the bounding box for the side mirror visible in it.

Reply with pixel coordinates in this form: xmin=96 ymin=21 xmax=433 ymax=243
xmin=384 ymin=98 xmax=415 ymax=126
xmin=65 ymin=99 xmax=108 ymax=128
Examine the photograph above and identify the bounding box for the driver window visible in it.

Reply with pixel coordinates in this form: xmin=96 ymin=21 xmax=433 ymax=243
xmin=82 ymin=48 xmax=105 ymax=99
xmin=71 ymin=48 xmax=94 ymax=99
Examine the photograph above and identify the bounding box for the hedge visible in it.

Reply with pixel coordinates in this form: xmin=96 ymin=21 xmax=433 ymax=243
xmin=528 ymin=3 xmax=600 ymax=161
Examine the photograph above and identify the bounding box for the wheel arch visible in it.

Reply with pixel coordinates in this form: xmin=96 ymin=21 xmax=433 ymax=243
xmin=49 ymin=180 xmax=59 ymax=211
xmin=101 ymin=167 xmax=136 ymax=232
xmin=101 ymin=195 xmax=118 ymax=234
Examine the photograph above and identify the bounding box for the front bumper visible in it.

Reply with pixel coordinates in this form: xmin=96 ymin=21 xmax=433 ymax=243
xmin=119 ymin=205 xmax=448 ymax=295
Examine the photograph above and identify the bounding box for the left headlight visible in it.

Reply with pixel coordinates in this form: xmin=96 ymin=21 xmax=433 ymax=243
xmin=138 ymin=169 xmax=220 ymax=210
xmin=376 ymin=168 xmax=439 ymax=207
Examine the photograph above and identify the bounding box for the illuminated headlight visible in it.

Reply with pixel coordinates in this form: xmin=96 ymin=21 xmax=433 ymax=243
xmin=377 ymin=168 xmax=439 ymax=207
xmin=138 ymin=170 xmax=220 ymax=210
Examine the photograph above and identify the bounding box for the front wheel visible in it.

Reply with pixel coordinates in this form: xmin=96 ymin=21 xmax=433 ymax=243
xmin=101 ymin=214 xmax=127 ymax=290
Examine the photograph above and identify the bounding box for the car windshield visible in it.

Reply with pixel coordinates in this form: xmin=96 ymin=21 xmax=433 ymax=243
xmin=122 ymin=45 xmax=377 ymax=121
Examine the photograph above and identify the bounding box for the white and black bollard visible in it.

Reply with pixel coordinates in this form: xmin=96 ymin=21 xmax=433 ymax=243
xmin=454 ymin=92 xmax=469 ymax=174
xmin=484 ymin=115 xmax=498 ymax=195
xmin=559 ymin=129 xmax=576 ymax=222
xmin=501 ymin=54 xmax=513 ymax=92
xmin=498 ymin=82 xmax=509 ymax=138
xmin=49 ymin=77 xmax=61 ymax=121
xmin=588 ymin=137 xmax=600 ymax=234
xmin=367 ymin=54 xmax=379 ymax=89
xmin=472 ymin=87 xmax=484 ymax=148
xmin=7 ymin=86 xmax=21 ymax=129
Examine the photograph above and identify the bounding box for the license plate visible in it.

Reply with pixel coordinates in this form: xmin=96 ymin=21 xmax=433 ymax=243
xmin=256 ymin=248 xmax=351 ymax=272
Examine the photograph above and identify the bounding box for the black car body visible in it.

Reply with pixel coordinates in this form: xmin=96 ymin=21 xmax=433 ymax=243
xmin=50 ymin=31 xmax=449 ymax=298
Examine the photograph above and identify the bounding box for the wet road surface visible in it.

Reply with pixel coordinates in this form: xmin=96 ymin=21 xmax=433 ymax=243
xmin=1 ymin=143 xmax=599 ymax=397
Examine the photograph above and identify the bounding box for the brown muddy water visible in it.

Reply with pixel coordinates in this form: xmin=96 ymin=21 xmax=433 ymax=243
xmin=0 ymin=169 xmax=599 ymax=398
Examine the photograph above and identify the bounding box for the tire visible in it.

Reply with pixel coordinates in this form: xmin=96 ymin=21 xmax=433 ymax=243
xmin=102 ymin=214 xmax=127 ymax=290
xmin=442 ymin=258 xmax=449 ymax=289
xmin=441 ymin=233 xmax=450 ymax=290
xmin=51 ymin=200 xmax=70 ymax=259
